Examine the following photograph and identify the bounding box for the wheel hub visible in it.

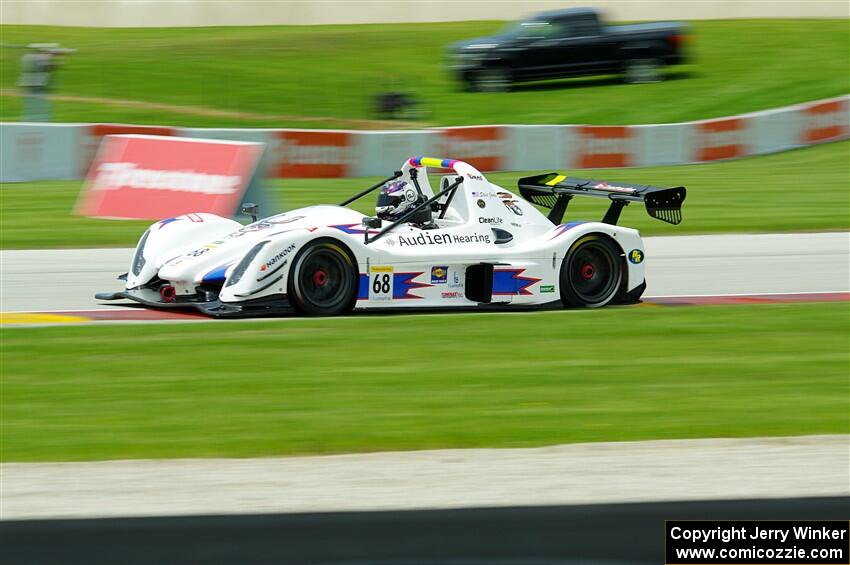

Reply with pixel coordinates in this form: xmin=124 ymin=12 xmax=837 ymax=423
xmin=312 ymin=269 xmax=329 ymax=286
xmin=581 ymin=264 xmax=595 ymax=280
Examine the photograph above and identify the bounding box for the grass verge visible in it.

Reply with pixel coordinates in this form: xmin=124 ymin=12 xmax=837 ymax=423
xmin=1 ymin=20 xmax=848 ymax=128
xmin=1 ymin=141 xmax=847 ymax=249
xmin=1 ymin=303 xmax=847 ymax=462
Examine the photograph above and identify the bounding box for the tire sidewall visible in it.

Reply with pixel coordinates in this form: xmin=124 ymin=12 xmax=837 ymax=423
xmin=559 ymin=235 xmax=624 ymax=308
xmin=287 ymin=238 xmax=358 ymax=316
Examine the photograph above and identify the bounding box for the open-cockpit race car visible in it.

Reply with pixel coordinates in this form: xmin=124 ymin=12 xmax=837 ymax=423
xmin=96 ymin=157 xmax=686 ymax=317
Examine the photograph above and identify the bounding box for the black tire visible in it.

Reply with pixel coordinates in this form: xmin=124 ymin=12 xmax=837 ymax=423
xmin=559 ymin=235 xmax=624 ymax=308
xmin=622 ymin=58 xmax=662 ymax=84
xmin=287 ymin=238 xmax=358 ymax=316
xmin=472 ymin=67 xmax=511 ymax=92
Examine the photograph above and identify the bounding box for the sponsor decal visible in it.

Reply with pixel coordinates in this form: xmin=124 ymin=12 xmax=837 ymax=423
xmin=510 ymin=222 xmax=523 ymax=228
xmin=441 ymin=291 xmax=462 ymax=299
xmin=431 ymin=266 xmax=448 ymax=284
xmin=503 ymin=200 xmax=523 ymax=216
xmin=384 ymin=237 xmax=397 ymax=246
xmin=92 ymin=162 xmax=241 ymax=195
xmin=496 ymin=192 xmax=513 ymax=199
xmin=449 ymin=270 xmax=463 ymax=289
xmin=476 ymin=199 xmax=486 ymax=209
xmin=275 ymin=130 xmax=352 ymax=178
xmin=472 ymin=191 xmax=500 ymax=198
xmin=263 ymin=243 xmax=297 ymax=270
xmin=478 ymin=217 xmax=503 ymax=225
xmin=397 ymin=232 xmax=491 ymax=247
xmin=540 ymin=285 xmax=555 ymax=293
xmin=593 ymin=182 xmax=635 ymax=194
xmin=628 ymin=249 xmax=644 ymax=264
xmin=465 ymin=173 xmax=484 ymax=181
xmin=185 ymin=241 xmax=224 ymax=258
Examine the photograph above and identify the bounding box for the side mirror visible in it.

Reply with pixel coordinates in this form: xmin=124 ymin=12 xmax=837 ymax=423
xmin=241 ymin=202 xmax=259 ymax=222
xmin=362 ymin=217 xmax=382 ymax=244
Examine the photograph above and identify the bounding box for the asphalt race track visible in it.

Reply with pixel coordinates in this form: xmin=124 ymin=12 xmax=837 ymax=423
xmin=2 ymin=497 xmax=848 ymax=565
xmin=1 ymin=232 xmax=848 ymax=315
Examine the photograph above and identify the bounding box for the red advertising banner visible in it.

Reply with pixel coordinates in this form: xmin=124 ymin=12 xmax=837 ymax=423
xmin=801 ymin=99 xmax=848 ymax=144
xmin=275 ymin=130 xmax=352 ymax=178
xmin=576 ymin=126 xmax=634 ymax=168
xmin=80 ymin=124 xmax=176 ymax=176
xmin=77 ymin=135 xmax=264 ymax=219
xmin=440 ymin=126 xmax=506 ymax=171
xmin=694 ymin=117 xmax=746 ymax=161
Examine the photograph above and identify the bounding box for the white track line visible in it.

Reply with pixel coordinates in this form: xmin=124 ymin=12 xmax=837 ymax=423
xmin=2 ymin=435 xmax=847 ymax=520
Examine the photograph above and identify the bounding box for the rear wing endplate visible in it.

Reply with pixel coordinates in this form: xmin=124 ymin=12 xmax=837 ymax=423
xmin=518 ymin=173 xmax=686 ymax=226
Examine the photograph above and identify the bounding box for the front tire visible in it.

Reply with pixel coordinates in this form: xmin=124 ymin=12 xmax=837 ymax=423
xmin=288 ymin=239 xmax=358 ymax=316
xmin=560 ymin=235 xmax=624 ymax=308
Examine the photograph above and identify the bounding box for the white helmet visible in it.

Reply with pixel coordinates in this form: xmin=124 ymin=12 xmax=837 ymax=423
xmin=375 ymin=180 xmax=432 ymax=224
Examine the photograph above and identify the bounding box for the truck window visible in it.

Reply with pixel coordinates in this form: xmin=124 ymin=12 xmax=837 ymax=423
xmin=502 ymin=20 xmax=565 ymax=39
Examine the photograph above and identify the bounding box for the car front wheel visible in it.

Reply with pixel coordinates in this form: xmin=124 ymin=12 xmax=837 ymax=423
xmin=288 ymin=239 xmax=358 ymax=316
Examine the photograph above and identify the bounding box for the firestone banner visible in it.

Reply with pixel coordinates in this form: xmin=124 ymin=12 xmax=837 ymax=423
xmin=76 ymin=134 xmax=265 ymax=219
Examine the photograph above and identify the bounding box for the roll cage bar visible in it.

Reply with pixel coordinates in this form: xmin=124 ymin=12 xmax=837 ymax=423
xmin=335 ymin=170 xmax=464 ymax=245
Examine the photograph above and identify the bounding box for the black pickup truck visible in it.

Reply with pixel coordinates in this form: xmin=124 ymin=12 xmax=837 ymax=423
xmin=448 ymin=8 xmax=688 ymax=91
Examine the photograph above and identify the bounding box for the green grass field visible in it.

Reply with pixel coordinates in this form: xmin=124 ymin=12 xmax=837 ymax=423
xmin=1 ymin=141 xmax=846 ymax=249
xmin=1 ymin=19 xmax=848 ymax=128
xmin=1 ymin=303 xmax=847 ymax=462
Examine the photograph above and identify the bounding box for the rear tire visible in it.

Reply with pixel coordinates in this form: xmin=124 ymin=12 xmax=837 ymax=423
xmin=288 ymin=239 xmax=358 ymax=316
xmin=560 ymin=235 xmax=623 ymax=308
xmin=472 ymin=67 xmax=511 ymax=92
xmin=623 ymin=58 xmax=662 ymax=84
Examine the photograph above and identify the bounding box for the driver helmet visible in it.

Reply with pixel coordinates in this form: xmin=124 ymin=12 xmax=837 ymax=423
xmin=375 ymin=180 xmax=433 ymax=225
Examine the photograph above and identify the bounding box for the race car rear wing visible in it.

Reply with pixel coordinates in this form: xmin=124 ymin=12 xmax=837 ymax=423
xmin=518 ymin=173 xmax=686 ymax=226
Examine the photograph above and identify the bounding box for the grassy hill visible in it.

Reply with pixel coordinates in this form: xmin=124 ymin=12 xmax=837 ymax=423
xmin=1 ymin=19 xmax=848 ymax=128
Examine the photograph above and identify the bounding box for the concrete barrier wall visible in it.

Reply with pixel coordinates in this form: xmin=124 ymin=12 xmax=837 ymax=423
xmin=4 ymin=0 xmax=847 ymax=27
xmin=1 ymin=95 xmax=847 ymax=182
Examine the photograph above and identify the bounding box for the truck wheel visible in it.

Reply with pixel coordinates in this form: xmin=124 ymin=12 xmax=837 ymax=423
xmin=473 ymin=67 xmax=511 ymax=92
xmin=560 ymin=235 xmax=623 ymax=308
xmin=623 ymin=58 xmax=662 ymax=83
xmin=288 ymin=239 xmax=358 ymax=316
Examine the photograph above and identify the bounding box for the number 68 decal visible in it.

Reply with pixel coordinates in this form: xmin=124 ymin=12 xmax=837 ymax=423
xmin=369 ymin=266 xmax=393 ymax=301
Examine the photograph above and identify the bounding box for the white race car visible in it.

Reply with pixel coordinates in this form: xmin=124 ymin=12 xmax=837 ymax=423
xmin=96 ymin=157 xmax=685 ymax=317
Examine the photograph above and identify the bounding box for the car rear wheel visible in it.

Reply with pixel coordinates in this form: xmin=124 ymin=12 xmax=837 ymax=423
xmin=288 ymin=239 xmax=358 ymax=316
xmin=623 ymin=58 xmax=662 ymax=83
xmin=560 ymin=235 xmax=623 ymax=308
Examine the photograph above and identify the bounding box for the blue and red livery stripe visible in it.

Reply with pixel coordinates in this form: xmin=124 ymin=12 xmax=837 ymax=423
xmin=492 ymin=268 xmax=541 ymax=296
xmin=357 ymin=272 xmax=431 ymax=300
xmin=548 ymin=221 xmax=587 ymax=240
xmin=330 ymin=224 xmax=380 ymax=235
